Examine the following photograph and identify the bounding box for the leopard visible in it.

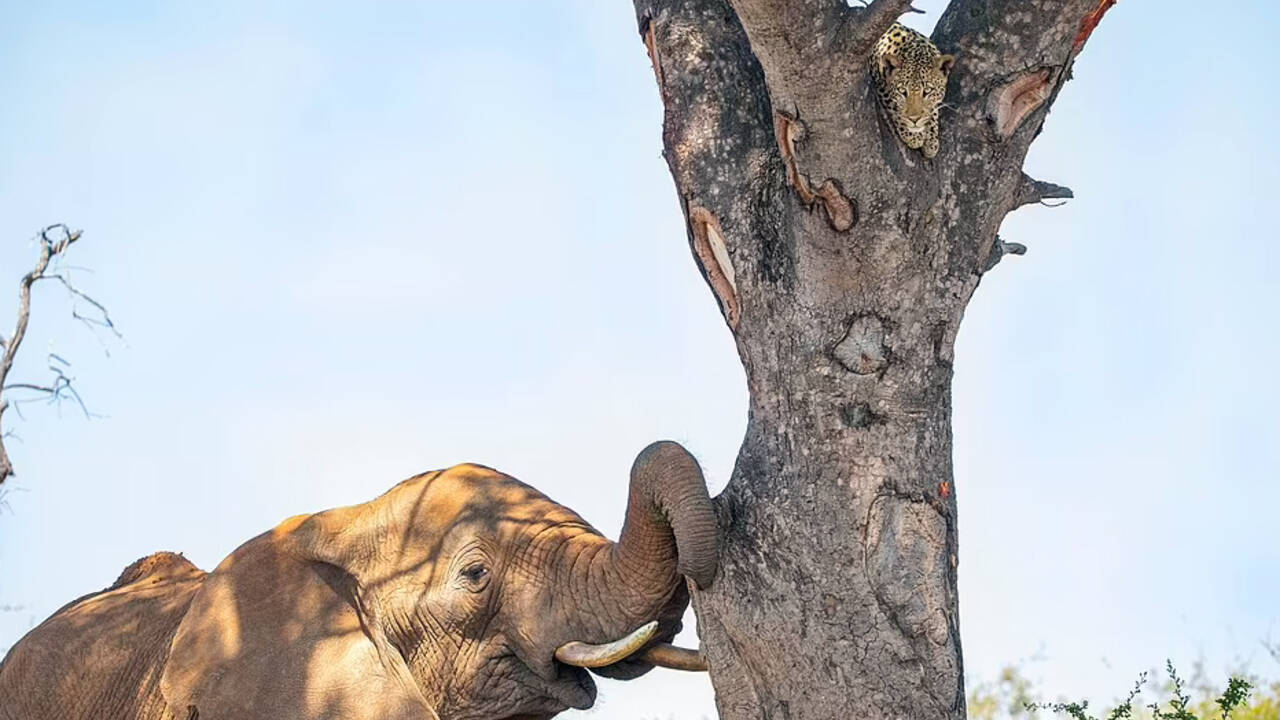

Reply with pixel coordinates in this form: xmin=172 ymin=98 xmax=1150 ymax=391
xmin=870 ymin=22 xmax=955 ymax=159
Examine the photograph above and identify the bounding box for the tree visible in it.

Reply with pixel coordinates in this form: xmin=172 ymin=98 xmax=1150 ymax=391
xmin=627 ymin=0 xmax=1114 ymax=717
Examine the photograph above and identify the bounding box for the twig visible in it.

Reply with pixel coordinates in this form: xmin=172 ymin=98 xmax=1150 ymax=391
xmin=4 ymin=357 xmax=93 ymax=419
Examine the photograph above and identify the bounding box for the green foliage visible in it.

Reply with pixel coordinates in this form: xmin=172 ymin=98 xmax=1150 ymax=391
xmin=969 ymin=665 xmax=1044 ymax=720
xmin=968 ymin=661 xmax=1277 ymax=720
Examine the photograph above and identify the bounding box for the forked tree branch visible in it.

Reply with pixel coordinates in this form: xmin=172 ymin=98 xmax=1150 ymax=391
xmin=0 ymin=225 xmax=115 ymax=487
xmin=724 ymin=0 xmax=852 ymax=92
xmin=726 ymin=0 xmax=919 ymax=100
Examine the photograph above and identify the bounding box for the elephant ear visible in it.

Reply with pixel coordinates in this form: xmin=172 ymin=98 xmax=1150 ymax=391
xmin=160 ymin=510 xmax=436 ymax=720
xmin=283 ymin=504 xmax=379 ymax=577
xmin=285 ymin=474 xmax=444 ymax=582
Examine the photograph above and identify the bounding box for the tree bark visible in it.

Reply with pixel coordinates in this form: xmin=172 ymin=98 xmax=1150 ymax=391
xmin=629 ymin=1 xmax=1110 ymax=717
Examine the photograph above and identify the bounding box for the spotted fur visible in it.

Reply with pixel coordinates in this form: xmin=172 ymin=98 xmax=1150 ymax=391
xmin=870 ymin=23 xmax=955 ymax=159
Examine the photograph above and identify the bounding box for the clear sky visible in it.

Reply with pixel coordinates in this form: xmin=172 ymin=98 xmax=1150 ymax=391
xmin=0 ymin=1 xmax=1277 ymax=718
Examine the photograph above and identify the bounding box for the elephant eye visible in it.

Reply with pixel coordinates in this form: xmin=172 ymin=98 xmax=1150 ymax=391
xmin=459 ymin=562 xmax=490 ymax=591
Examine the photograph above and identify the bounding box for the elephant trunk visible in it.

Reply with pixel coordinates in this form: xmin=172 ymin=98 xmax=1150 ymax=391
xmin=613 ymin=441 xmax=718 ymax=592
xmin=556 ymin=441 xmax=717 ymax=673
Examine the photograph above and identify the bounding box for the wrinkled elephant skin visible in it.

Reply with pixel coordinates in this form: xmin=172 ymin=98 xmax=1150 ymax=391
xmin=0 ymin=441 xmax=717 ymax=720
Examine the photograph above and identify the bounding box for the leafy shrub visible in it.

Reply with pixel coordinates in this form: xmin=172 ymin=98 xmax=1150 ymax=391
xmin=969 ymin=661 xmax=1278 ymax=720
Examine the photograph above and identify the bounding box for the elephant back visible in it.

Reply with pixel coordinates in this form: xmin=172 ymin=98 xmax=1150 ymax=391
xmin=0 ymin=553 xmax=206 ymax=720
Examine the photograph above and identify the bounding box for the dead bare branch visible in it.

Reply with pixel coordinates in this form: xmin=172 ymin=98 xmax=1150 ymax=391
xmin=0 ymin=224 xmax=117 ymax=487
xmin=46 ymin=275 xmax=121 ymax=336
xmin=4 ymin=355 xmax=94 ymax=419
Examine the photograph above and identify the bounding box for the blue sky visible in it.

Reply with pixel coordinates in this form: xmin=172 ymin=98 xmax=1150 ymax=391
xmin=1 ymin=1 xmax=1277 ymax=717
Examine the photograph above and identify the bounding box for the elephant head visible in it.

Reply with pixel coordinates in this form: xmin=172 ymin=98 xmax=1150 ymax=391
xmin=159 ymin=441 xmax=716 ymax=720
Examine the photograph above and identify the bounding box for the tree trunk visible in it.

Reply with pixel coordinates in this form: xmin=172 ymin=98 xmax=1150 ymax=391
xmin=629 ymin=1 xmax=1110 ymax=717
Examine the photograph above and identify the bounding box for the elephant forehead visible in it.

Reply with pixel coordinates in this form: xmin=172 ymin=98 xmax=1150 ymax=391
xmin=390 ymin=463 xmax=595 ymax=535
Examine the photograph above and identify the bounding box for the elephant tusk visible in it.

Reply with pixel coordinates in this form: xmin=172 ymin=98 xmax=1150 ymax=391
xmin=637 ymin=643 xmax=708 ymax=672
xmin=554 ymin=621 xmax=658 ymax=668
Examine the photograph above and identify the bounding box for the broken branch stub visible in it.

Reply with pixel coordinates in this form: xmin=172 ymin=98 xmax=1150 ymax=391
xmin=1016 ymin=173 xmax=1074 ymax=208
xmin=982 ymin=236 xmax=1028 ymax=273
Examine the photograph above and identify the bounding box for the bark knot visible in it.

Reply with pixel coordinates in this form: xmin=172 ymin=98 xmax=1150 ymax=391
xmin=833 ymin=315 xmax=889 ymax=375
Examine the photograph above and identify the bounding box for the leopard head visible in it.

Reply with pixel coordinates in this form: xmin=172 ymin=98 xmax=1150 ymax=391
xmin=879 ymin=46 xmax=955 ymax=138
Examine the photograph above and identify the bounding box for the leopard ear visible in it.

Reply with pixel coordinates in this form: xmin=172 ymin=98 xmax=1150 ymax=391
xmin=884 ymin=51 xmax=901 ymax=70
xmin=938 ymin=54 xmax=956 ymax=74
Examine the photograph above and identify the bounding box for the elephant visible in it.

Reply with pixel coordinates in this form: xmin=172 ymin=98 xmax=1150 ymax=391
xmin=0 ymin=441 xmax=717 ymax=720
